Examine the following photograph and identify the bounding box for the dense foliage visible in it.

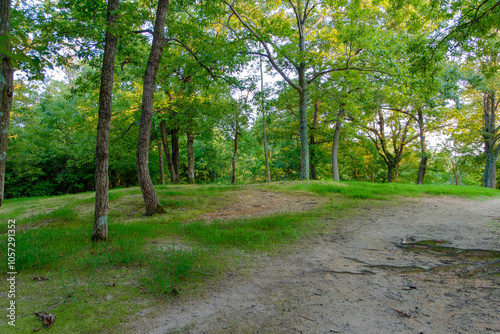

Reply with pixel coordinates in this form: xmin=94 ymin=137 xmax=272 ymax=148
xmin=3 ymin=0 xmax=500 ymax=198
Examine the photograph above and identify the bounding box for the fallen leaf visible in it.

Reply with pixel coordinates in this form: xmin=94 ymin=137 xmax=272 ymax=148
xmin=402 ymin=284 xmax=417 ymax=290
xmin=32 ymin=276 xmax=49 ymax=282
xmin=34 ymin=312 xmax=57 ymax=329
xmin=395 ymin=309 xmax=411 ymax=318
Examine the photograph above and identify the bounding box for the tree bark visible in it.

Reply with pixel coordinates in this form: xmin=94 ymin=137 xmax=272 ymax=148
xmin=261 ymin=58 xmax=271 ymax=182
xmin=171 ymin=127 xmax=180 ymax=183
xmin=160 ymin=120 xmax=176 ymax=183
xmin=387 ymin=161 xmax=398 ymax=183
xmin=298 ymin=70 xmax=309 ymax=180
xmin=310 ymin=99 xmax=319 ymax=180
xmin=0 ymin=0 xmax=14 ymax=207
xmin=136 ymin=0 xmax=169 ymax=215
xmin=332 ymin=108 xmax=345 ymax=182
xmin=416 ymin=109 xmax=428 ymax=185
xmin=155 ymin=125 xmax=165 ymax=185
xmin=232 ymin=126 xmax=239 ymax=184
xmin=187 ymin=130 xmax=195 ymax=184
xmin=481 ymin=91 xmax=499 ymax=188
xmin=92 ymin=0 xmax=120 ymax=241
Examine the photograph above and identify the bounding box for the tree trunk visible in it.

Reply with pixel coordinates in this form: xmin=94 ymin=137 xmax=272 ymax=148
xmin=187 ymin=130 xmax=195 ymax=184
xmin=160 ymin=120 xmax=176 ymax=183
xmin=453 ymin=169 xmax=460 ymax=185
xmin=298 ymin=68 xmax=309 ymax=180
xmin=387 ymin=164 xmax=395 ymax=183
xmin=331 ymin=108 xmax=345 ymax=182
xmin=136 ymin=0 xmax=169 ymax=215
xmin=310 ymin=99 xmax=319 ymax=180
xmin=261 ymin=58 xmax=271 ymax=182
xmin=155 ymin=125 xmax=165 ymax=185
xmin=416 ymin=109 xmax=428 ymax=185
xmin=386 ymin=159 xmax=400 ymax=183
xmin=0 ymin=0 xmax=14 ymax=207
xmin=483 ymin=151 xmax=498 ymax=188
xmin=232 ymin=128 xmax=238 ymax=184
xmin=482 ymin=91 xmax=499 ymax=188
xmin=171 ymin=127 xmax=180 ymax=183
xmin=92 ymin=0 xmax=120 ymax=242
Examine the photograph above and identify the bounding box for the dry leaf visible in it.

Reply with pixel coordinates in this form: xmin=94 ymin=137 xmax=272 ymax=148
xmin=34 ymin=312 xmax=57 ymax=329
xmin=395 ymin=309 xmax=411 ymax=318
xmin=32 ymin=276 xmax=49 ymax=282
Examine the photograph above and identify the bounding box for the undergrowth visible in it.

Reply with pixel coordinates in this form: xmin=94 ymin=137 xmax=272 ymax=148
xmin=0 ymin=181 xmax=497 ymax=333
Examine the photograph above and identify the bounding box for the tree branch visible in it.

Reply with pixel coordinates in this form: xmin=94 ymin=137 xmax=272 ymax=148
xmin=307 ymin=67 xmax=392 ymax=85
xmin=132 ymin=29 xmax=154 ymax=35
xmin=225 ymin=0 xmax=301 ymax=92
xmin=305 ymin=15 xmax=324 ymax=37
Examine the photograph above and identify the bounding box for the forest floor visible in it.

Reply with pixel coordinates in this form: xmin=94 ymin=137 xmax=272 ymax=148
xmin=140 ymin=193 xmax=500 ymax=334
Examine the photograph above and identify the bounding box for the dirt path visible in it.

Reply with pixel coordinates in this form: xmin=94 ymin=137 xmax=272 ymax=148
xmin=143 ymin=196 xmax=500 ymax=334
xmin=195 ymin=189 xmax=327 ymax=221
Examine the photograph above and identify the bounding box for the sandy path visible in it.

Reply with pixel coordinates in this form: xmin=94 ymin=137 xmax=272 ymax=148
xmin=143 ymin=196 xmax=500 ymax=334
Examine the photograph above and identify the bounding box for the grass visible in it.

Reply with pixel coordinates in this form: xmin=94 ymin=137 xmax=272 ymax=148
xmin=264 ymin=180 xmax=500 ymax=200
xmin=0 ymin=181 xmax=498 ymax=333
xmin=182 ymin=213 xmax=309 ymax=250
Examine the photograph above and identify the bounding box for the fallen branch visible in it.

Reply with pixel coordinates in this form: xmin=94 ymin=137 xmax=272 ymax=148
xmin=19 ymin=300 xmax=61 ymax=319
xmin=298 ymin=314 xmax=316 ymax=322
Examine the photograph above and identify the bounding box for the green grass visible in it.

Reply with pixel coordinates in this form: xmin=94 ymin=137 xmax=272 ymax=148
xmin=0 ymin=181 xmax=498 ymax=333
xmin=182 ymin=213 xmax=309 ymax=250
xmin=265 ymin=181 xmax=500 ymax=200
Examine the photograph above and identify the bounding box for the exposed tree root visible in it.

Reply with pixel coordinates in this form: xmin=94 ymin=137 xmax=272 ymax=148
xmin=458 ymin=259 xmax=500 ymax=277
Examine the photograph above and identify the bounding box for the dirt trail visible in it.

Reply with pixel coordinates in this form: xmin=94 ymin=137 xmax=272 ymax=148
xmin=195 ymin=189 xmax=327 ymax=221
xmin=142 ymin=196 xmax=500 ymax=334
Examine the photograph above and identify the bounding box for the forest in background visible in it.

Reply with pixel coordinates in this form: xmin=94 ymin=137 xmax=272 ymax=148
xmin=1 ymin=0 xmax=499 ymax=201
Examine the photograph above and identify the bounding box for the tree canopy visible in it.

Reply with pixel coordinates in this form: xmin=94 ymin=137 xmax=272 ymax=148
xmin=2 ymin=0 xmax=499 ymax=208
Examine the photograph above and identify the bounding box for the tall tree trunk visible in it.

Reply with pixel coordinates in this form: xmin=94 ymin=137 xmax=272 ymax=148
xmin=298 ymin=69 xmax=309 ymax=180
xmin=416 ymin=109 xmax=428 ymax=185
xmin=171 ymin=127 xmax=180 ymax=183
xmin=187 ymin=130 xmax=195 ymax=184
xmin=482 ymin=91 xmax=499 ymax=188
xmin=158 ymin=138 xmax=165 ymax=185
xmin=136 ymin=0 xmax=169 ymax=215
xmin=310 ymin=99 xmax=319 ymax=180
xmin=92 ymin=0 xmax=120 ymax=242
xmin=155 ymin=125 xmax=165 ymax=185
xmin=261 ymin=58 xmax=271 ymax=182
xmin=232 ymin=127 xmax=239 ymax=184
xmin=160 ymin=120 xmax=176 ymax=183
xmin=331 ymin=108 xmax=345 ymax=182
xmin=0 ymin=0 xmax=13 ymax=207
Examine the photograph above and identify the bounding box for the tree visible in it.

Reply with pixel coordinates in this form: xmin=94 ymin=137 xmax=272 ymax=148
xmin=136 ymin=0 xmax=169 ymax=215
xmin=92 ymin=0 xmax=120 ymax=242
xmin=481 ymin=89 xmax=499 ymax=188
xmin=363 ymin=94 xmax=417 ymax=183
xmin=0 ymin=0 xmax=13 ymax=206
xmin=230 ymin=89 xmax=250 ymax=184
xmin=225 ymin=1 xmax=354 ymax=179
xmin=260 ymin=58 xmax=271 ymax=182
xmin=426 ymin=0 xmax=500 ymax=64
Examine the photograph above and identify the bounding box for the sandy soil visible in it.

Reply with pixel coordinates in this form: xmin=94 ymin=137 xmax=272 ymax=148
xmin=139 ymin=195 xmax=500 ymax=334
